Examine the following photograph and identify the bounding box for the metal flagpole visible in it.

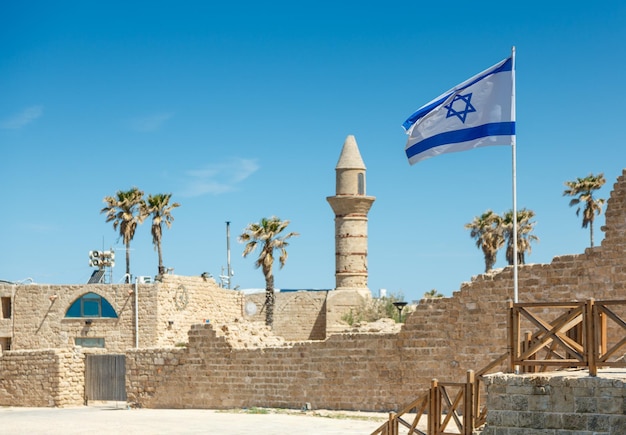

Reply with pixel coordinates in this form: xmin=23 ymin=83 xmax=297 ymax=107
xmin=226 ymin=221 xmax=232 ymax=289
xmin=511 ymin=46 xmax=519 ymax=303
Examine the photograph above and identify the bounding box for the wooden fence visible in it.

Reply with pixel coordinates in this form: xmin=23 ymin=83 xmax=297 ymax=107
xmin=509 ymin=298 xmax=626 ymax=376
xmin=370 ymin=370 xmax=475 ymax=435
xmin=371 ymin=298 xmax=626 ymax=435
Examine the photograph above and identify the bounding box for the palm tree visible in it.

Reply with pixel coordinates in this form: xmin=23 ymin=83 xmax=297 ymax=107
xmin=101 ymin=187 xmax=145 ymax=282
xmin=465 ymin=210 xmax=504 ymax=272
xmin=563 ymin=173 xmax=606 ymax=247
xmin=141 ymin=193 xmax=180 ymax=275
xmin=502 ymin=208 xmax=539 ymax=265
xmin=239 ymin=216 xmax=299 ymax=327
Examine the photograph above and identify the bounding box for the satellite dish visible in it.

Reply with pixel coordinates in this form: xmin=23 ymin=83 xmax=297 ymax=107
xmin=245 ymin=301 xmax=258 ymax=316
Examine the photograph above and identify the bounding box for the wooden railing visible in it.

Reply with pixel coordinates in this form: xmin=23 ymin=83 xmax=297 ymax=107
xmin=430 ymin=374 xmax=474 ymax=435
xmin=472 ymin=353 xmax=508 ymax=428
xmin=370 ymin=357 xmax=508 ymax=435
xmin=509 ymin=299 xmax=626 ymax=376
xmin=370 ymin=299 xmax=626 ymax=435
xmin=369 ymin=375 xmax=463 ymax=435
xmin=370 ymin=388 xmax=428 ymax=435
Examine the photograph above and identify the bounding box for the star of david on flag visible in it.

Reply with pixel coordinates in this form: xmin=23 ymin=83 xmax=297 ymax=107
xmin=445 ymin=93 xmax=476 ymax=123
xmin=402 ymin=55 xmax=515 ymax=165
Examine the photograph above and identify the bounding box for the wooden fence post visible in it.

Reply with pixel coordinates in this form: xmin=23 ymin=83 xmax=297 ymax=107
xmin=523 ymin=331 xmax=537 ymax=373
xmin=387 ymin=411 xmax=397 ymax=435
xmin=586 ymin=298 xmax=597 ymax=376
xmin=429 ymin=378 xmax=438 ymax=434
xmin=594 ymin=304 xmax=607 ymax=360
xmin=507 ymin=300 xmax=516 ymax=372
xmin=465 ymin=370 xmax=475 ymax=435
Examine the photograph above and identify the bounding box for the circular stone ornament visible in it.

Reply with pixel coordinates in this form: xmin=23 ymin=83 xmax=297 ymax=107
xmin=244 ymin=301 xmax=258 ymax=316
xmin=175 ymin=284 xmax=189 ymax=310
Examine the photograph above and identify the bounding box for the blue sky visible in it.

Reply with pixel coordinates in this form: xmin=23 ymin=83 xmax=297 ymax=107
xmin=2 ymin=1 xmax=625 ymax=303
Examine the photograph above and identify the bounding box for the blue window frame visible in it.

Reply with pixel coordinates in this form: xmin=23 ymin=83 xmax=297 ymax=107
xmin=65 ymin=292 xmax=118 ymax=318
xmin=75 ymin=337 xmax=105 ymax=348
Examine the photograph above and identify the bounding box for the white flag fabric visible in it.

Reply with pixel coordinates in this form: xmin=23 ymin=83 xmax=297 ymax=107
xmin=402 ymin=55 xmax=515 ymax=165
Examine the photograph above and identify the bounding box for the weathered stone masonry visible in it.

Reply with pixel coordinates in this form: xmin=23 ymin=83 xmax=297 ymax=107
xmin=3 ymin=170 xmax=626 ymax=412
xmin=125 ymin=170 xmax=626 ymax=411
xmin=126 ymin=325 xmax=401 ymax=411
xmin=0 ymin=349 xmax=84 ymax=407
xmin=483 ymin=370 xmax=626 ymax=434
xmin=0 ymin=275 xmax=244 ymax=352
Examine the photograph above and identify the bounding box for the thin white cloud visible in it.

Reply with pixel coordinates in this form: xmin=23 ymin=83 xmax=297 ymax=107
xmin=0 ymin=105 xmax=44 ymax=129
xmin=231 ymin=158 xmax=261 ymax=182
xmin=180 ymin=158 xmax=260 ymax=197
xmin=19 ymin=222 xmax=57 ymax=234
xmin=129 ymin=112 xmax=174 ymax=132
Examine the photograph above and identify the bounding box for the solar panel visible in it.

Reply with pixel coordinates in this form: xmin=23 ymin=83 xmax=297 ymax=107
xmin=87 ymin=269 xmax=105 ymax=284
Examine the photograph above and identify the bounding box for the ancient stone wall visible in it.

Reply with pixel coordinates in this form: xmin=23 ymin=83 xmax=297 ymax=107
xmin=4 ymin=282 xmax=139 ymax=351
xmin=325 ymin=288 xmax=372 ymax=334
xmin=125 ymin=171 xmax=626 ymax=411
xmin=483 ymin=370 xmax=626 ymax=434
xmin=4 ymin=170 xmax=626 ymax=410
xmin=392 ymin=169 xmax=626 ymax=389
xmin=126 ymin=324 xmax=401 ymax=410
xmin=244 ymin=291 xmax=327 ymax=341
xmin=0 ymin=349 xmax=84 ymax=407
xmin=0 ymin=275 xmax=244 ymax=352
xmin=152 ymin=275 xmax=243 ymax=347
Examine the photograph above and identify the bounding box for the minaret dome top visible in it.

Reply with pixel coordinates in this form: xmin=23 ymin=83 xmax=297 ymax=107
xmin=335 ymin=135 xmax=366 ymax=170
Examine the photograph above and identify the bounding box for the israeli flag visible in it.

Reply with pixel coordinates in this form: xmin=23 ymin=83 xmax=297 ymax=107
xmin=403 ymin=55 xmax=515 ymax=165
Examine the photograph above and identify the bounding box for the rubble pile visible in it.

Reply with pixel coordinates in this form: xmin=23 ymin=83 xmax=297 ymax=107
xmin=341 ymin=318 xmax=401 ymax=334
xmin=214 ymin=318 xmax=289 ymax=349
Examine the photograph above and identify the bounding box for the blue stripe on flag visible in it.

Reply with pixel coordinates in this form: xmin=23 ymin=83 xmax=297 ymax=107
xmin=405 ymin=122 xmax=515 ymax=159
xmin=458 ymin=57 xmax=513 ymax=89
xmin=401 ymin=96 xmax=448 ymax=131
xmin=402 ymin=57 xmax=514 ymax=132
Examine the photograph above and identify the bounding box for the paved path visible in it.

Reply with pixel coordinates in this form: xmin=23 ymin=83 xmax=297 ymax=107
xmin=0 ymin=406 xmax=389 ymax=434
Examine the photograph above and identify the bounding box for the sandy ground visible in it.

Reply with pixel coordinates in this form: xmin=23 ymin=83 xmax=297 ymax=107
xmin=0 ymin=405 xmax=393 ymax=435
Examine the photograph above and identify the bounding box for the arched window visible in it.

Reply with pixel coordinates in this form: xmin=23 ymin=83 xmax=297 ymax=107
xmin=358 ymin=172 xmax=365 ymax=195
xmin=65 ymin=292 xmax=118 ymax=318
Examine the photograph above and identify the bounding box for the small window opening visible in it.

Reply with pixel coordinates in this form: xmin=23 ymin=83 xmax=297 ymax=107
xmin=1 ymin=297 xmax=11 ymax=319
xmin=357 ymin=173 xmax=365 ymax=195
xmin=75 ymin=337 xmax=105 ymax=348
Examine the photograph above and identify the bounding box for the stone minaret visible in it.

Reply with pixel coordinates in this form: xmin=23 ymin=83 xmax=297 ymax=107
xmin=326 ymin=135 xmax=376 ymax=292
